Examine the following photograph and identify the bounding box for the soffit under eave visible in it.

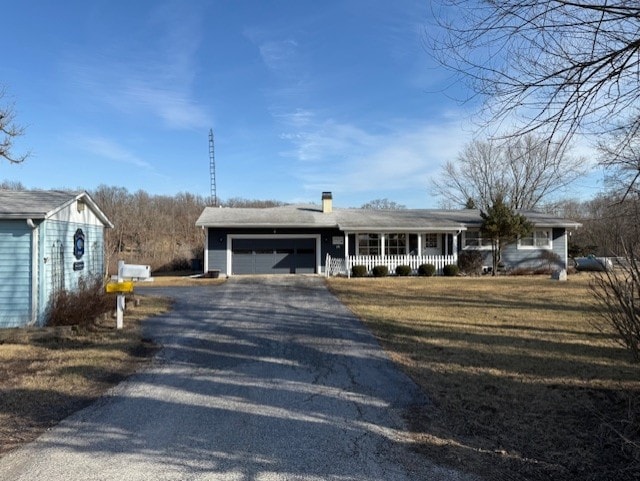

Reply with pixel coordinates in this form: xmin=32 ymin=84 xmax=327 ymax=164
xmin=196 ymin=222 xmax=340 ymax=229
xmin=337 ymin=225 xmax=468 ymax=233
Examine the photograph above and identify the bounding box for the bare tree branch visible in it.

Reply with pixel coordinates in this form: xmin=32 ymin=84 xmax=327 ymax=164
xmin=432 ymin=133 xmax=586 ymax=210
xmin=429 ymin=1 xmax=640 ymax=194
xmin=0 ymin=86 xmax=28 ymax=164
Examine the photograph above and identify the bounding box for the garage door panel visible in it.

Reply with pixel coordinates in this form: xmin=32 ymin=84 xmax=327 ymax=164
xmin=231 ymin=238 xmax=316 ymax=275
xmin=274 ymin=249 xmax=294 ymax=274
xmin=232 ymin=252 xmax=254 ymax=275
xmin=254 ymin=252 xmax=275 ymax=273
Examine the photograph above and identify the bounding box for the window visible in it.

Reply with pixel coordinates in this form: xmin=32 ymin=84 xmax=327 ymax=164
xmin=357 ymin=234 xmax=380 ymax=255
xmin=386 ymin=233 xmax=407 ymax=255
xmin=519 ymin=230 xmax=552 ymax=249
xmin=424 ymin=233 xmax=438 ymax=249
xmin=463 ymin=230 xmax=492 ymax=249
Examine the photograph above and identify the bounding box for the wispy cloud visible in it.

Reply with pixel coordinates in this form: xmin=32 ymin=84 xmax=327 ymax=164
xmin=74 ymin=135 xmax=152 ymax=169
xmin=258 ymin=38 xmax=300 ymax=74
xmin=244 ymin=26 xmax=313 ymax=109
xmin=64 ymin=3 xmax=211 ymax=130
xmin=278 ymin=112 xmax=471 ymax=202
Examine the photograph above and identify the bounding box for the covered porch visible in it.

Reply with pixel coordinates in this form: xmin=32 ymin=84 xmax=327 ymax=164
xmin=325 ymin=230 xmax=461 ymax=277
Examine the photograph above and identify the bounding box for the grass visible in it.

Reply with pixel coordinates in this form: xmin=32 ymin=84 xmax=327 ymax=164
xmin=327 ymin=274 xmax=640 ymax=481
xmin=0 ymin=295 xmax=171 ymax=456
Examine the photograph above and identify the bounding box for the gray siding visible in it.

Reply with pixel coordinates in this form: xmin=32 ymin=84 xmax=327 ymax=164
xmin=207 ymin=228 xmax=229 ymax=273
xmin=463 ymin=228 xmax=568 ymax=272
xmin=0 ymin=220 xmax=33 ymax=328
xmin=502 ymin=228 xmax=566 ymax=270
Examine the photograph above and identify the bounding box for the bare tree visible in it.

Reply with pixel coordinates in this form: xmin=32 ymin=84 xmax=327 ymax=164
xmin=91 ymin=185 xmax=210 ymax=273
xmin=360 ymin=198 xmax=406 ymax=210
xmin=0 ymin=180 xmax=26 ymax=190
xmin=0 ymin=86 xmax=28 ymax=163
xmin=432 ymin=134 xmax=585 ymax=210
xmin=429 ymin=1 xmax=640 ymax=195
xmin=599 ymin=127 xmax=640 ymax=199
xmin=552 ymin=193 xmax=640 ymax=257
xmin=590 ymin=242 xmax=640 ymax=361
xmin=222 ymin=197 xmax=286 ymax=208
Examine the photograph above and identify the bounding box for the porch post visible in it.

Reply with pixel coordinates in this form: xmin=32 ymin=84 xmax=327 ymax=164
xmin=452 ymin=231 xmax=459 ymax=261
xmin=380 ymin=233 xmax=385 ymax=257
xmin=344 ymin=232 xmax=350 ymax=277
xmin=417 ymin=233 xmax=422 ymax=256
xmin=344 ymin=232 xmax=349 ymax=259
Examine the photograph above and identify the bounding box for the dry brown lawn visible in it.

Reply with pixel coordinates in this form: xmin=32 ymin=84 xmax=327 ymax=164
xmin=0 ymin=296 xmax=171 ymax=456
xmin=327 ymin=274 xmax=640 ymax=481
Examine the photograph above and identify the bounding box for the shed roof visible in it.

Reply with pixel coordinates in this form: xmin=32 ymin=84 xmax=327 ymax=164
xmin=196 ymin=204 xmax=581 ymax=231
xmin=0 ymin=190 xmax=113 ymax=227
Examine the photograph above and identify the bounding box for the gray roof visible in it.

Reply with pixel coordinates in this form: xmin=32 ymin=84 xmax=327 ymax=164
xmin=0 ymin=190 xmax=113 ymax=227
xmin=196 ymin=204 xmax=581 ymax=231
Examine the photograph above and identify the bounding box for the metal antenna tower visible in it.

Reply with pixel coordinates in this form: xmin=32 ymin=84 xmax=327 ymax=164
xmin=208 ymin=129 xmax=218 ymax=206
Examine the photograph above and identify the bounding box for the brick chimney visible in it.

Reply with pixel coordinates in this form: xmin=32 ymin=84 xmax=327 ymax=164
xmin=322 ymin=192 xmax=333 ymax=213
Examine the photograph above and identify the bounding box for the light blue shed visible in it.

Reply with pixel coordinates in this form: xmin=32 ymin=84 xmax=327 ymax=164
xmin=0 ymin=190 xmax=113 ymax=328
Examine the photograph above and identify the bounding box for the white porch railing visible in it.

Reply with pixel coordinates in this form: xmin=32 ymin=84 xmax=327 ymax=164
xmin=325 ymin=254 xmax=457 ymax=277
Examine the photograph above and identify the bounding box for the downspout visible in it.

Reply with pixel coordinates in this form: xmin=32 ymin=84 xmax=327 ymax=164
xmin=452 ymin=229 xmax=462 ymax=263
xmin=202 ymin=226 xmax=209 ymax=274
xmin=26 ymin=219 xmax=38 ymax=326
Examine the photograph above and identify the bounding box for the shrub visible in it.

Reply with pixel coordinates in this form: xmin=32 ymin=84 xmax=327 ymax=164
xmin=418 ymin=264 xmax=436 ymax=277
xmin=458 ymin=250 xmax=484 ymax=276
xmin=47 ymin=276 xmax=113 ymax=327
xmin=590 ymin=246 xmax=640 ymax=361
xmin=443 ymin=264 xmax=460 ymax=277
xmin=372 ymin=265 xmax=389 ymax=277
xmin=352 ymin=265 xmax=368 ymax=278
xmin=395 ymin=265 xmax=412 ymax=276
xmin=539 ymin=250 xmax=563 ymax=273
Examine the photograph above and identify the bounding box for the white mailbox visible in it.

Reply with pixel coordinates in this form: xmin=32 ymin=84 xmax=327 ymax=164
xmin=119 ymin=263 xmax=151 ymax=280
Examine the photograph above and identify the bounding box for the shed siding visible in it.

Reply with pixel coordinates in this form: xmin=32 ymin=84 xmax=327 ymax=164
xmin=0 ymin=220 xmax=33 ymax=327
xmin=38 ymin=220 xmax=105 ymax=324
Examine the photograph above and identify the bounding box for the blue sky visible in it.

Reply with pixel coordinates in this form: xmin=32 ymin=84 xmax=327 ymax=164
xmin=1 ymin=1 xmax=603 ymax=208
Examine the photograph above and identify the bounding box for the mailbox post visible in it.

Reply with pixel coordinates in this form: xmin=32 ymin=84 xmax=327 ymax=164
xmin=105 ymin=260 xmax=151 ymax=329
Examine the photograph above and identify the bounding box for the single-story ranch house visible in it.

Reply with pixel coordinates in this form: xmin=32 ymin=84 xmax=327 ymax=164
xmin=196 ymin=192 xmax=580 ymax=277
xmin=0 ymin=190 xmax=113 ymax=328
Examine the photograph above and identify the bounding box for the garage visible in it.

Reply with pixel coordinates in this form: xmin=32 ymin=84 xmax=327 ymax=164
xmin=231 ymin=238 xmax=316 ymax=275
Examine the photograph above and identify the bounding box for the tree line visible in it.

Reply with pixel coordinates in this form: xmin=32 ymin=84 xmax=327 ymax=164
xmin=91 ymin=187 xmax=287 ymax=273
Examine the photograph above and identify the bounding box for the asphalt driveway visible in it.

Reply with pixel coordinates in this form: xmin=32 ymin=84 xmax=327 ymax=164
xmin=0 ymin=276 xmax=477 ymax=480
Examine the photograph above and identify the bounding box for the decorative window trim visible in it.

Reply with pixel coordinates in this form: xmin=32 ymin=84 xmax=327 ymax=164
xmin=462 ymin=230 xmax=492 ymax=250
xmin=518 ymin=229 xmax=553 ymax=250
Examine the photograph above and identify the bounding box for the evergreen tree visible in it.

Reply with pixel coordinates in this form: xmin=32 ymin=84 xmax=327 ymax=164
xmin=481 ymin=197 xmax=532 ymax=276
